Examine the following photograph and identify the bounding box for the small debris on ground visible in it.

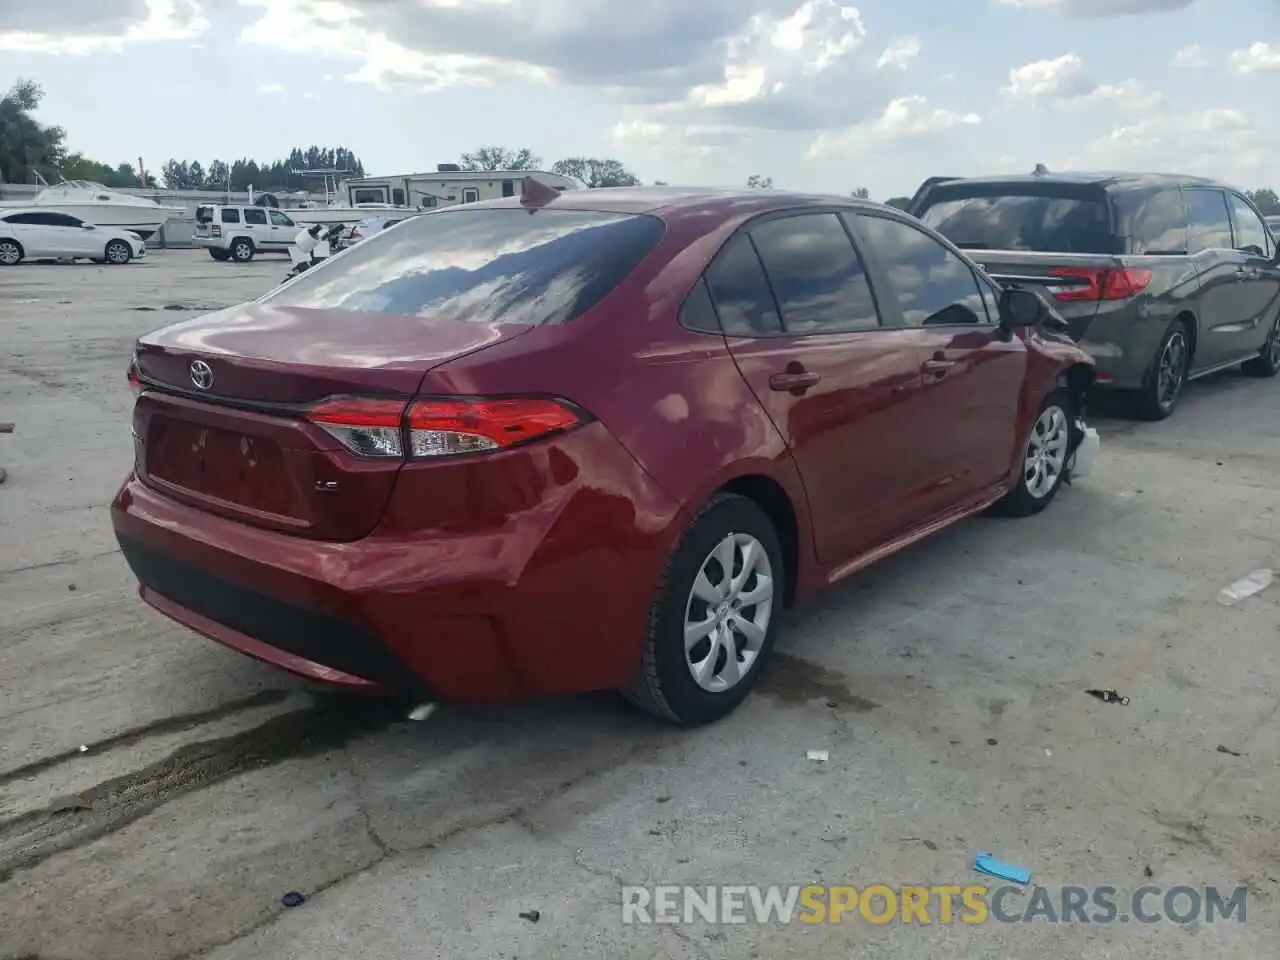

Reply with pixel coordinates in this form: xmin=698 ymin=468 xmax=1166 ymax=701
xmin=1217 ymin=569 xmax=1273 ymax=606
xmin=806 ymin=749 xmax=829 ymax=762
xmin=974 ymin=852 xmax=1031 ymax=885
xmin=50 ymin=796 xmax=92 ymax=813
xmin=986 ymin=738 xmax=998 ymax=746
xmin=1216 ymin=745 xmax=1243 ymax=757
xmin=281 ymin=891 xmax=306 ymax=908
xmin=78 ymin=745 xmax=88 ymax=753
xmin=67 ymin=583 xmax=76 ymax=591
xmin=407 ymin=703 xmax=437 ymax=722
xmin=1143 ymin=865 xmax=1154 ymax=878
xmin=1086 ymin=689 xmax=1129 ymax=705
xmin=518 ymin=910 xmax=541 ymax=923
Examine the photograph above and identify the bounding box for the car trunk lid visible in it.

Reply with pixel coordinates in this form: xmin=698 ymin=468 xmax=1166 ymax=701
xmin=132 ymin=302 xmax=536 ymax=540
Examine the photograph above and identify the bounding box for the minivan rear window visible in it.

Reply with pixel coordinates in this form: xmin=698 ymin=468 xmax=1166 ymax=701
xmin=916 ymin=187 xmax=1117 ymax=255
xmin=261 ymin=208 xmax=666 ymax=324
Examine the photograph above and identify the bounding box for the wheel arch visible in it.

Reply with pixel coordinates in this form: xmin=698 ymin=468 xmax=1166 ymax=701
xmin=0 ymin=235 xmax=25 ymax=261
xmin=719 ymin=474 xmax=801 ymax=609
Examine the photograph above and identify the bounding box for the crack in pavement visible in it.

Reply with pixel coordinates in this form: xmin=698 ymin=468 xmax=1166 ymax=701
xmin=0 ymin=693 xmax=407 ymax=883
xmin=173 ymin=735 xmax=675 ymax=960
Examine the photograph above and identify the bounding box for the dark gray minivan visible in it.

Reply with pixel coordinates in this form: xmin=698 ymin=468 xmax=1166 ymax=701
xmin=908 ymin=173 xmax=1280 ymax=419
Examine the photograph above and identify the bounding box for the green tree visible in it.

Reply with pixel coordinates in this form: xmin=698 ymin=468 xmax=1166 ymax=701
xmin=0 ymin=79 xmax=66 ymax=184
xmin=746 ymin=174 xmax=773 ymax=188
xmin=459 ymin=146 xmax=541 ymax=171
xmin=884 ymin=196 xmax=911 ymax=210
xmin=160 ymin=147 xmax=366 ymax=191
xmin=851 ymin=186 xmax=871 ymax=199
xmin=1247 ymin=188 xmax=1280 ymax=216
xmin=551 ymin=157 xmax=641 ymax=188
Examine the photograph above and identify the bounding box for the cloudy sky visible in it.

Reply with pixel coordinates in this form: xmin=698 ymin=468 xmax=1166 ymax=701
xmin=2 ymin=0 xmax=1277 ymax=198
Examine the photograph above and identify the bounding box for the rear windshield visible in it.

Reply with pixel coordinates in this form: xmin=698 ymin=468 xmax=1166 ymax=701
xmin=262 ymin=208 xmax=666 ymax=324
xmin=195 ymin=206 xmax=214 ymax=223
xmin=916 ymin=187 xmax=1117 ymax=255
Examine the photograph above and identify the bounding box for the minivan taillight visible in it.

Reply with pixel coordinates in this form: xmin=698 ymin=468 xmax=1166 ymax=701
xmin=306 ymin=396 xmax=585 ymax=460
xmin=1050 ymin=267 xmax=1152 ymax=301
xmin=127 ymin=355 xmax=143 ymax=395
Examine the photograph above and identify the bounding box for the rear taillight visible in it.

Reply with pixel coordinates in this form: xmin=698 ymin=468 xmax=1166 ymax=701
xmin=1049 ymin=267 xmax=1152 ymax=301
xmin=306 ymin=396 xmax=585 ymax=460
xmin=211 ymin=225 xmax=222 ymax=237
xmin=127 ymin=355 xmax=143 ymax=395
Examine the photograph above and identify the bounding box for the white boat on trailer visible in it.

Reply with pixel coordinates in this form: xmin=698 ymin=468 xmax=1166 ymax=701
xmin=0 ymin=181 xmax=185 ymax=240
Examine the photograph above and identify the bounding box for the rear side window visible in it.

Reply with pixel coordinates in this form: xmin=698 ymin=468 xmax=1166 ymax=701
xmin=1125 ymin=189 xmax=1188 ymax=255
xmin=221 ymin=208 xmax=241 ymax=224
xmin=262 ymin=208 xmax=665 ymax=324
xmin=917 ymin=187 xmax=1116 ymax=254
xmin=747 ymin=213 xmax=879 ymax=333
xmin=679 ymin=277 xmax=721 ymax=333
xmin=704 ymin=234 xmax=783 ymax=336
xmin=1185 ymin=190 xmax=1233 ymax=253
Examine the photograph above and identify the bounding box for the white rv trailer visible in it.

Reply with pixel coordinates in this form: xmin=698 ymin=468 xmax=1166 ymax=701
xmin=340 ymin=166 xmax=586 ymax=211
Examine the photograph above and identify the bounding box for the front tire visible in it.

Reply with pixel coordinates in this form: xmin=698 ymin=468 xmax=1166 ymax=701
xmin=1134 ymin=319 xmax=1190 ymax=420
xmin=991 ymin=390 xmax=1072 ymax=518
xmin=622 ymin=493 xmax=784 ymax=726
xmin=0 ymin=239 xmax=24 ymax=266
xmin=1241 ymin=315 xmax=1280 ymax=377
xmin=104 ymin=239 xmax=132 ymax=265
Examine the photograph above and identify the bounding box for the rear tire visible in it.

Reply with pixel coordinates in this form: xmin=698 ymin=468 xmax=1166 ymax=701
xmin=104 ymin=239 xmax=132 ymax=265
xmin=622 ymin=493 xmax=784 ymax=726
xmin=1241 ymin=315 xmax=1280 ymax=377
xmin=230 ymin=238 xmax=254 ymax=262
xmin=991 ymin=389 xmax=1072 ymax=518
xmin=0 ymin=239 xmax=24 ymax=265
xmin=209 ymin=249 xmax=230 ymax=262
xmin=1133 ymin=319 xmax=1190 ymax=420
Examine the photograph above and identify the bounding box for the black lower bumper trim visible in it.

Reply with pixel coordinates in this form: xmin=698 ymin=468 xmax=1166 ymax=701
xmin=116 ymin=535 xmax=426 ymax=695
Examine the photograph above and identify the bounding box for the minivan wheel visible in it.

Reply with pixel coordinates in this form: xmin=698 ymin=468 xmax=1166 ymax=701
xmin=1134 ymin=320 xmax=1190 ymax=421
xmin=1241 ymin=316 xmax=1280 ymax=378
xmin=0 ymin=239 xmax=21 ymax=265
xmin=991 ymin=389 xmax=1072 ymax=518
xmin=622 ymin=493 xmax=784 ymax=726
xmin=230 ymin=238 xmax=255 ymax=262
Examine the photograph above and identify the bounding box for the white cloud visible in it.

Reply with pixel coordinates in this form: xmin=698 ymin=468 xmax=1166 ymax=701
xmin=258 ymin=82 xmax=285 ymax=95
xmin=807 ymin=95 xmax=980 ymax=158
xmin=1229 ymin=42 xmax=1280 ymax=74
xmin=876 ymin=35 xmax=920 ymax=71
xmin=1080 ymin=79 xmax=1164 ymax=112
xmin=1170 ymin=43 xmax=1207 ymax=67
xmin=0 ymin=0 xmax=208 ymax=54
xmin=1002 ymin=54 xmax=1096 ymax=100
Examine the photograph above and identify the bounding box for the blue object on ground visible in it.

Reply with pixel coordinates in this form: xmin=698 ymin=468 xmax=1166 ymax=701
xmin=281 ymin=891 xmax=306 ymax=908
xmin=974 ymin=853 xmax=1031 ymax=885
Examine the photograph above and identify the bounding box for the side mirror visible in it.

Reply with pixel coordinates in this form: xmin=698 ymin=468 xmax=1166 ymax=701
xmin=998 ymin=287 xmax=1048 ymax=329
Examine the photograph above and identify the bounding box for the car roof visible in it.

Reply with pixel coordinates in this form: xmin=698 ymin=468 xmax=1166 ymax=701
xmin=444 ymin=185 xmax=887 ymax=228
xmin=929 ymin=170 xmax=1230 ymax=192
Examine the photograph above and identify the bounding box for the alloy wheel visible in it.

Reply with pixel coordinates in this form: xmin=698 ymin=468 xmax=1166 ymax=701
xmin=107 ymin=242 xmax=130 ymax=264
xmin=1157 ymin=332 xmax=1188 ymax=409
xmin=0 ymin=242 xmax=19 ymax=265
xmin=1024 ymin=405 xmax=1069 ymax=500
xmin=683 ymin=532 xmax=774 ymax=693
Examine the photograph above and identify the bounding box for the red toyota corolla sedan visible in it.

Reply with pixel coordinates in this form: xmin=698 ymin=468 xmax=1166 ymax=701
xmin=112 ymin=183 xmax=1098 ymax=726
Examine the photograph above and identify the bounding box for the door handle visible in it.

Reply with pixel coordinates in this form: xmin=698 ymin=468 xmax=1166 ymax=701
xmin=921 ymin=359 xmax=955 ymax=377
xmin=769 ymin=371 xmax=821 ymax=392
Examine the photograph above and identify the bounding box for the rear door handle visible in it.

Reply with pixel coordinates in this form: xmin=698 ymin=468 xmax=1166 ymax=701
xmin=769 ymin=371 xmax=821 ymax=392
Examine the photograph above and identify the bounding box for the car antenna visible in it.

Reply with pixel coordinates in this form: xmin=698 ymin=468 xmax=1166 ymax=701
xmin=521 ymin=175 xmax=560 ymax=210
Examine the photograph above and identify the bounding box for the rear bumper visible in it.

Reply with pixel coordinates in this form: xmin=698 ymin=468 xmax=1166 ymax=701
xmin=110 ymin=424 xmax=683 ymax=701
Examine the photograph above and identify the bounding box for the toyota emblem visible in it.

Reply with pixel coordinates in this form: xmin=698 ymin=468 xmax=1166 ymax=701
xmin=189 ymin=359 xmax=214 ymax=390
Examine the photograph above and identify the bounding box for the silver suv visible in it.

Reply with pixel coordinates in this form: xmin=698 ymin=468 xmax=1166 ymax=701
xmin=194 ymin=204 xmax=299 ymax=262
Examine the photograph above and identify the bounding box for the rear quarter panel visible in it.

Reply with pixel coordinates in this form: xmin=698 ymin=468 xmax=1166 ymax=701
xmin=421 ymin=210 xmax=819 ymax=594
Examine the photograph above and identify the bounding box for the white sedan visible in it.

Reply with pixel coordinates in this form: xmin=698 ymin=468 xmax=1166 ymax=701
xmin=0 ymin=209 xmax=146 ymax=266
